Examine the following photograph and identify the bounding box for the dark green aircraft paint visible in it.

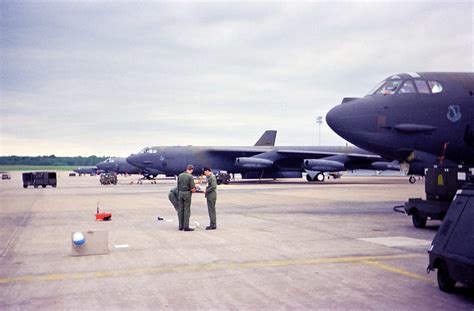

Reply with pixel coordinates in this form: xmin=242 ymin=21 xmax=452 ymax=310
xmin=126 ymin=130 xmax=398 ymax=182
xmin=327 ymin=72 xmax=474 ymax=175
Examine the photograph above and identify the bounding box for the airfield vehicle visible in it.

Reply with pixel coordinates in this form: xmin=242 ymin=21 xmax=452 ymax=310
xmin=2 ymin=172 xmax=11 ymax=180
xmin=428 ymin=184 xmax=474 ymax=292
xmin=22 ymin=172 xmax=57 ymax=188
xmin=216 ymin=171 xmax=231 ymax=185
xmin=99 ymin=172 xmax=117 ymax=185
xmin=404 ymin=166 xmax=470 ymax=228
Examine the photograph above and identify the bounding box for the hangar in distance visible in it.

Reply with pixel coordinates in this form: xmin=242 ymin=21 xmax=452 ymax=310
xmin=326 ymin=72 xmax=474 ymax=180
xmin=126 ymin=130 xmax=400 ymax=183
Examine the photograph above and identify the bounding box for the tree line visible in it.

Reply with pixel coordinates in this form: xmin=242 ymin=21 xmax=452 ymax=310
xmin=0 ymin=155 xmax=109 ymax=166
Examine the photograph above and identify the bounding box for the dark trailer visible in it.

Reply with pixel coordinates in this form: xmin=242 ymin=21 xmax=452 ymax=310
xmin=428 ymin=185 xmax=474 ymax=292
xmin=22 ymin=172 xmax=57 ymax=188
xmin=404 ymin=166 xmax=470 ymax=228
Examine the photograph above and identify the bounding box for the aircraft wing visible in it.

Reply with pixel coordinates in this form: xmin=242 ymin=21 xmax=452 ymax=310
xmin=276 ymin=149 xmax=382 ymax=160
xmin=234 ymin=148 xmax=398 ymax=174
xmin=276 ymin=149 xmax=398 ymax=172
xmin=207 ymin=147 xmax=274 ymax=154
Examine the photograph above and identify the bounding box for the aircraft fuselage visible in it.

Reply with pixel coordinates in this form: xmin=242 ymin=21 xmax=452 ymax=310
xmin=326 ymin=72 xmax=474 ymax=174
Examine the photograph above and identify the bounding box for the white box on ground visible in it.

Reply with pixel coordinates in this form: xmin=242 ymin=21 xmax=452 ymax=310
xmin=71 ymin=229 xmax=109 ymax=256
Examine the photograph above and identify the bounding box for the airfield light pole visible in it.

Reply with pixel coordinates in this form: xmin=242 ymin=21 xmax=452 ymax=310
xmin=316 ymin=116 xmax=323 ymax=146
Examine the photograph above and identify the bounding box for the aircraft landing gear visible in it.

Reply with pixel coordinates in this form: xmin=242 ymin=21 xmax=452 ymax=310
xmin=315 ymin=173 xmax=325 ymax=182
xmin=306 ymin=173 xmax=325 ymax=182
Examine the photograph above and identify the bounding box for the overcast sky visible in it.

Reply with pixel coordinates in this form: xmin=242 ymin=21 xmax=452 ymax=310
xmin=1 ymin=1 xmax=472 ymax=156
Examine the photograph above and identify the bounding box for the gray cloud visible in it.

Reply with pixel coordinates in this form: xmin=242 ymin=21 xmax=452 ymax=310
xmin=1 ymin=1 xmax=472 ymax=156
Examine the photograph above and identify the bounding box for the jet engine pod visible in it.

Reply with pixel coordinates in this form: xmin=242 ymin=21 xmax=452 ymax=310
xmin=371 ymin=161 xmax=400 ymax=171
xmin=235 ymin=157 xmax=274 ymax=169
xmin=303 ymin=159 xmax=344 ymax=172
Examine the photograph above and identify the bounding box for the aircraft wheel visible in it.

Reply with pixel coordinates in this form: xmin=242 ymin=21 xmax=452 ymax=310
xmin=437 ymin=261 xmax=456 ymax=293
xmin=42 ymin=185 xmax=46 ymax=188
xmin=412 ymin=210 xmax=427 ymax=228
xmin=315 ymin=173 xmax=325 ymax=182
xmin=409 ymin=176 xmax=416 ymax=184
xmin=23 ymin=184 xmax=28 ymax=188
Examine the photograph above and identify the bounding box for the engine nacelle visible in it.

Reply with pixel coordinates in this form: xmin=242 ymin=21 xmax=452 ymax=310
xmin=242 ymin=171 xmax=302 ymax=179
xmin=235 ymin=157 xmax=274 ymax=169
xmin=371 ymin=161 xmax=400 ymax=171
xmin=303 ymin=159 xmax=344 ymax=172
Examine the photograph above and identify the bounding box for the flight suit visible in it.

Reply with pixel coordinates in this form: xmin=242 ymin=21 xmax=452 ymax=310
xmin=205 ymin=173 xmax=218 ymax=228
xmin=177 ymin=172 xmax=195 ymax=229
xmin=168 ymin=187 xmax=179 ymax=212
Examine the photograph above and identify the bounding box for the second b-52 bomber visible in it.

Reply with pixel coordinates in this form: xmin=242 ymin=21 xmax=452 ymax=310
xmin=326 ymin=72 xmax=474 ymax=182
xmin=96 ymin=157 xmax=162 ymax=180
xmin=126 ymin=130 xmax=399 ymax=184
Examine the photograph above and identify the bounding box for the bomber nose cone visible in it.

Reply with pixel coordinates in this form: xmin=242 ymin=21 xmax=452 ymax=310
xmin=325 ymin=97 xmax=377 ymax=144
xmin=126 ymin=154 xmax=138 ymax=167
xmin=326 ymin=105 xmax=343 ymax=134
xmin=96 ymin=161 xmax=106 ymax=170
xmin=126 ymin=154 xmax=146 ymax=169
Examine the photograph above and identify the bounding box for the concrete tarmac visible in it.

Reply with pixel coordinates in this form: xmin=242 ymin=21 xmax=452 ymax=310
xmin=1 ymin=172 xmax=473 ymax=310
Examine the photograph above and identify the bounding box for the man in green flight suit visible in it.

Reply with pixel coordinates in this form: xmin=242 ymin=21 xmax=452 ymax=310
xmin=203 ymin=167 xmax=217 ymax=230
xmin=168 ymin=187 xmax=179 ymax=212
xmin=177 ymin=164 xmax=196 ymax=231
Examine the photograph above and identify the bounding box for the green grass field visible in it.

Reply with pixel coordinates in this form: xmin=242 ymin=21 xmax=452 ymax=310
xmin=0 ymin=165 xmax=77 ymax=172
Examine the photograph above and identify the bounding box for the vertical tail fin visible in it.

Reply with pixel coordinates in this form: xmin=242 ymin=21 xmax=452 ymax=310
xmin=254 ymin=130 xmax=277 ymax=146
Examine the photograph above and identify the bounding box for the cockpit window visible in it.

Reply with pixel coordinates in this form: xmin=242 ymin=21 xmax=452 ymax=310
xmin=428 ymin=81 xmax=443 ymax=93
xmin=367 ymin=80 xmax=385 ymax=95
xmin=415 ymin=80 xmax=430 ymax=94
xmin=398 ymin=80 xmax=416 ymax=94
xmin=139 ymin=147 xmax=152 ymax=154
xmin=375 ymin=79 xmax=402 ymax=95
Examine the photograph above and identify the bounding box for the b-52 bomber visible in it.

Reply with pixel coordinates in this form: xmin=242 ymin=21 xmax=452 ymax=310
xmin=73 ymin=167 xmax=101 ymax=176
xmin=326 ymin=72 xmax=474 ymax=182
xmin=96 ymin=157 xmax=161 ymax=180
xmin=126 ymin=130 xmax=399 ymax=184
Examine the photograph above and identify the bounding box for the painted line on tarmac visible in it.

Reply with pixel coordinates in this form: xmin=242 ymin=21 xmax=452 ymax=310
xmin=0 ymin=253 xmax=424 ymax=285
xmin=362 ymin=260 xmax=435 ymax=285
xmin=0 ymin=199 xmax=36 ymax=261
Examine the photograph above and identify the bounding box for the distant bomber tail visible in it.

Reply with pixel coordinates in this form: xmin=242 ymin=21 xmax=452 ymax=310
xmin=254 ymin=130 xmax=277 ymax=146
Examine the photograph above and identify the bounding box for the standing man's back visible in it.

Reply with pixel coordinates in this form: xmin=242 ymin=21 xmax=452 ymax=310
xmin=177 ymin=165 xmax=196 ymax=231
